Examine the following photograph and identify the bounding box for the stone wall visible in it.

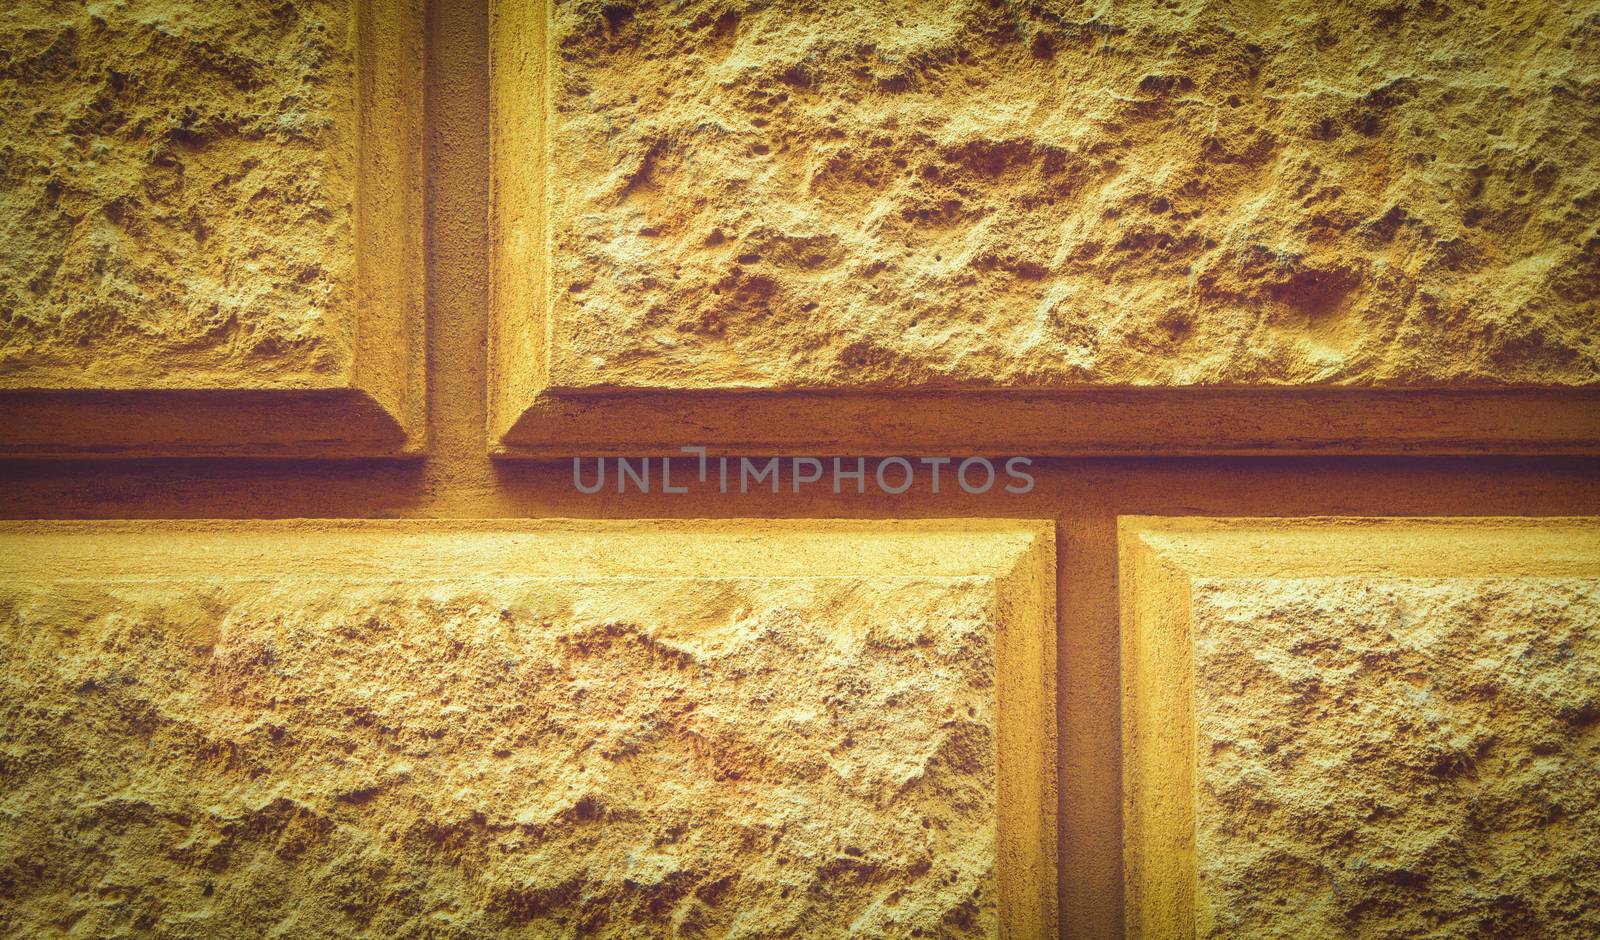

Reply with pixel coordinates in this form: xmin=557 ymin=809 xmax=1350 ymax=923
xmin=0 ymin=1 xmax=1595 ymax=938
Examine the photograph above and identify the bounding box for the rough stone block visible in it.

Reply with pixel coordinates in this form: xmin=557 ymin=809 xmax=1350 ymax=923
xmin=490 ymin=0 xmax=1600 ymax=455
xmin=0 ymin=520 xmax=1055 ymax=937
xmin=1121 ymin=516 xmax=1600 ymax=938
xmin=0 ymin=0 xmax=424 ymax=456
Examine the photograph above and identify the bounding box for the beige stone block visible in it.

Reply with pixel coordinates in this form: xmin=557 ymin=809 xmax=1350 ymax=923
xmin=1121 ymin=516 xmax=1600 ymax=938
xmin=0 ymin=519 xmax=1055 ymax=937
xmin=0 ymin=1 xmax=424 ymax=456
xmin=489 ymin=0 xmax=1600 ymax=455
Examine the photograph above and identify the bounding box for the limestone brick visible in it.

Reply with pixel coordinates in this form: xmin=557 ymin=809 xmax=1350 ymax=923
xmin=490 ymin=0 xmax=1600 ymax=454
xmin=0 ymin=0 xmax=424 ymax=456
xmin=1121 ymin=516 xmax=1600 ymax=938
xmin=0 ymin=520 xmax=1056 ymax=938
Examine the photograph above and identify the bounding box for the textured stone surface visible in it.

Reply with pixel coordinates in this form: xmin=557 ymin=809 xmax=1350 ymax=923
xmin=1193 ymin=576 xmax=1599 ymax=937
xmin=532 ymin=0 xmax=1600 ymax=391
xmin=0 ymin=0 xmax=353 ymax=388
xmin=1121 ymin=518 xmax=1600 ymax=939
xmin=0 ymin=521 xmax=1055 ymax=938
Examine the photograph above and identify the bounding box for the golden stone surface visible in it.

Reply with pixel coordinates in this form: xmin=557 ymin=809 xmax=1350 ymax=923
xmin=0 ymin=520 xmax=1056 ymax=938
xmin=504 ymin=0 xmax=1600 ymax=392
xmin=1 ymin=1 xmax=352 ymax=387
xmin=0 ymin=0 xmax=423 ymax=456
xmin=490 ymin=0 xmax=1600 ymax=454
xmin=1 ymin=0 xmax=1598 ymax=935
xmin=1121 ymin=517 xmax=1600 ymax=938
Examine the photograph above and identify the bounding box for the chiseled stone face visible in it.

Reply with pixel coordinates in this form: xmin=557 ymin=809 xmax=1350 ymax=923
xmin=1121 ymin=518 xmax=1600 ymax=939
xmin=0 ymin=1 xmax=353 ymax=388
xmin=0 ymin=521 xmax=1054 ymax=938
xmin=541 ymin=0 xmax=1599 ymax=390
xmin=1191 ymin=576 xmax=1600 ymax=937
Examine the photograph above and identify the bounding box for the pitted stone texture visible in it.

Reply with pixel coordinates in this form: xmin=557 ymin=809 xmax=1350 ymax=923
xmin=542 ymin=0 xmax=1600 ymax=390
xmin=1192 ymin=575 xmax=1600 ymax=937
xmin=0 ymin=522 xmax=1052 ymax=938
xmin=0 ymin=1 xmax=353 ymax=388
